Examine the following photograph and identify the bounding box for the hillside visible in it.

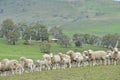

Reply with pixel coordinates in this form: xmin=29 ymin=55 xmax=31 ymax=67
xmin=0 ymin=0 xmax=120 ymax=35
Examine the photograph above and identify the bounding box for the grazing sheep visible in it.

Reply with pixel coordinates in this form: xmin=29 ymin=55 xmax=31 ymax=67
xmin=87 ymin=50 xmax=107 ymax=66
xmin=50 ymin=54 xmax=61 ymax=69
xmin=34 ymin=60 xmax=42 ymax=71
xmin=35 ymin=59 xmax=51 ymax=71
xmin=66 ymin=50 xmax=82 ymax=67
xmin=58 ymin=53 xmax=71 ymax=69
xmin=82 ymin=51 xmax=89 ymax=66
xmin=105 ymin=50 xmax=113 ymax=65
xmin=0 ymin=59 xmax=19 ymax=76
xmin=1 ymin=59 xmax=9 ymax=66
xmin=19 ymin=57 xmax=34 ymax=72
xmin=74 ymin=55 xmax=84 ymax=67
xmin=8 ymin=60 xmax=19 ymax=74
xmin=111 ymin=48 xmax=120 ymax=65
xmin=42 ymin=54 xmax=52 ymax=69
xmin=15 ymin=63 xmax=24 ymax=74
xmin=43 ymin=54 xmax=51 ymax=61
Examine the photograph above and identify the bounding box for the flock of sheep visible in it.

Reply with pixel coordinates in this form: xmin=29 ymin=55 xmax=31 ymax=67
xmin=0 ymin=47 xmax=120 ymax=76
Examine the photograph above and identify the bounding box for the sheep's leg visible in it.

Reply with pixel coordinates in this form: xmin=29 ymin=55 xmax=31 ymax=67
xmin=113 ymin=58 xmax=117 ymax=65
xmin=114 ymin=60 xmax=117 ymax=65
xmin=108 ymin=59 xmax=111 ymax=65
xmin=77 ymin=62 xmax=80 ymax=67
xmin=69 ymin=62 xmax=71 ymax=68
xmin=93 ymin=60 xmax=96 ymax=66
xmin=52 ymin=64 xmax=56 ymax=69
xmin=39 ymin=66 xmax=42 ymax=71
xmin=62 ymin=63 xmax=66 ymax=69
xmin=104 ymin=59 xmax=106 ymax=65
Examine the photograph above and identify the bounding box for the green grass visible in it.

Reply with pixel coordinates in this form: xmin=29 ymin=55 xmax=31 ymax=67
xmin=0 ymin=39 xmax=118 ymax=80
xmin=0 ymin=38 xmax=108 ymax=60
xmin=0 ymin=39 xmax=41 ymax=60
xmin=1 ymin=65 xmax=120 ymax=80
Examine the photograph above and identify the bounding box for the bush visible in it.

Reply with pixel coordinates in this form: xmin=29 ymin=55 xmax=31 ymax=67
xmin=23 ymin=40 xmax=30 ymax=45
xmin=40 ymin=42 xmax=51 ymax=53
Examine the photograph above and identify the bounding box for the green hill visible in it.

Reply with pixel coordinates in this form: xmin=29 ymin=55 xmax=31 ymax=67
xmin=0 ymin=0 xmax=120 ymax=35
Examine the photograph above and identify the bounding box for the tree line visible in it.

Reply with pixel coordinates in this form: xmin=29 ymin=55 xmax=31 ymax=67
xmin=0 ymin=19 xmax=120 ymax=53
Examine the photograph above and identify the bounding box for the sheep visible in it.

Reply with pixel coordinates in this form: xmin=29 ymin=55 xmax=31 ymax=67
xmin=42 ymin=54 xmax=52 ymax=69
xmin=50 ymin=54 xmax=61 ymax=69
xmin=35 ymin=59 xmax=51 ymax=71
xmin=58 ymin=53 xmax=71 ymax=69
xmin=86 ymin=50 xmax=107 ymax=66
xmin=74 ymin=55 xmax=84 ymax=67
xmin=105 ymin=50 xmax=114 ymax=65
xmin=111 ymin=48 xmax=120 ymax=65
xmin=15 ymin=63 xmax=24 ymax=75
xmin=7 ymin=60 xmax=19 ymax=74
xmin=82 ymin=51 xmax=89 ymax=66
xmin=0 ymin=59 xmax=19 ymax=76
xmin=34 ymin=60 xmax=42 ymax=71
xmin=0 ymin=62 xmax=2 ymax=76
xmin=66 ymin=50 xmax=82 ymax=67
xmin=1 ymin=59 xmax=9 ymax=66
xmin=43 ymin=54 xmax=51 ymax=61
xmin=19 ymin=57 xmax=34 ymax=72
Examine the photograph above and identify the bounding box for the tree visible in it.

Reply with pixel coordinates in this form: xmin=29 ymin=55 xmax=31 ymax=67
xmin=102 ymin=34 xmax=120 ymax=48
xmin=72 ymin=33 xmax=99 ymax=47
xmin=73 ymin=34 xmax=83 ymax=47
xmin=23 ymin=26 xmax=35 ymax=44
xmin=58 ymin=34 xmax=71 ymax=48
xmin=49 ymin=26 xmax=63 ymax=39
xmin=1 ymin=19 xmax=19 ymax=45
xmin=18 ymin=22 xmax=28 ymax=39
xmin=33 ymin=24 xmax=49 ymax=41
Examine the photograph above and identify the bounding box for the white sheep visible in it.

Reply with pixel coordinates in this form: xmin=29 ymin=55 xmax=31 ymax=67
xmin=19 ymin=57 xmax=34 ymax=72
xmin=87 ymin=50 xmax=107 ymax=66
xmin=35 ymin=59 xmax=51 ymax=71
xmin=58 ymin=53 xmax=71 ymax=69
xmin=51 ymin=54 xmax=61 ymax=69
xmin=15 ymin=63 xmax=24 ymax=74
xmin=42 ymin=54 xmax=52 ymax=69
xmin=0 ymin=59 xmax=19 ymax=76
xmin=111 ymin=48 xmax=120 ymax=65
xmin=66 ymin=50 xmax=82 ymax=67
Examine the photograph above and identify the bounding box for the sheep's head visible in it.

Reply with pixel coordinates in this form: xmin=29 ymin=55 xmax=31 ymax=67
xmin=113 ymin=48 xmax=118 ymax=53
xmin=20 ymin=57 xmax=26 ymax=62
xmin=58 ymin=52 xmax=66 ymax=57
xmin=66 ymin=50 xmax=74 ymax=55
xmin=83 ymin=51 xmax=89 ymax=56
xmin=50 ymin=53 xmax=53 ymax=57
xmin=58 ymin=52 xmax=63 ymax=55
xmin=10 ymin=60 xmax=18 ymax=70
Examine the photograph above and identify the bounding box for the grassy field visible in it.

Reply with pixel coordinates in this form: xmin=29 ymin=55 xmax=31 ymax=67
xmin=0 ymin=0 xmax=120 ymax=79
xmin=0 ymin=39 xmax=118 ymax=80
xmin=1 ymin=65 xmax=120 ymax=80
xmin=0 ymin=38 xmax=108 ymax=60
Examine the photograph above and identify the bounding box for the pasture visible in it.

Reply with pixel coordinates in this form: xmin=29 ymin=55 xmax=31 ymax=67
xmin=0 ymin=0 xmax=120 ymax=79
xmin=0 ymin=38 xmax=107 ymax=60
xmin=1 ymin=65 xmax=120 ymax=80
xmin=0 ymin=38 xmax=119 ymax=80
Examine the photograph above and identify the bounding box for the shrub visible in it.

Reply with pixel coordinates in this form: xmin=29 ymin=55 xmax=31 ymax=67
xmin=40 ymin=42 xmax=51 ymax=53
